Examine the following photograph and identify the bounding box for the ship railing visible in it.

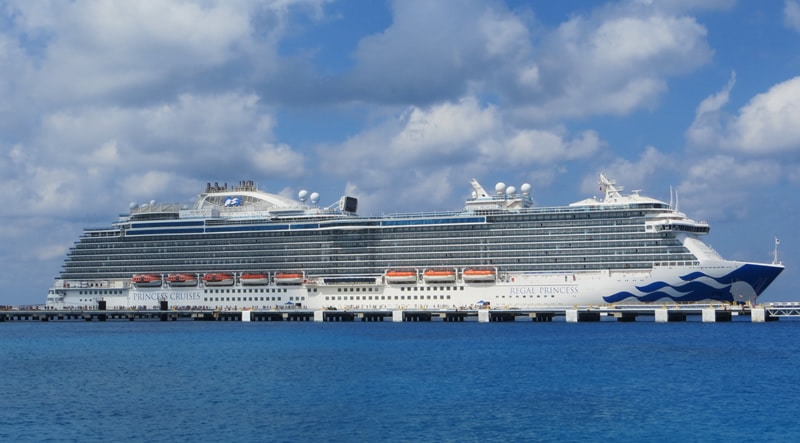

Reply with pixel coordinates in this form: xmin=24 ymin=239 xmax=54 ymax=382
xmin=380 ymin=202 xmax=671 ymax=220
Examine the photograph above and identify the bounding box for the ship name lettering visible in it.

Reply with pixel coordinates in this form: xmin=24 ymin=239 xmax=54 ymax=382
xmin=509 ymin=286 xmax=578 ymax=296
xmin=131 ymin=292 xmax=201 ymax=301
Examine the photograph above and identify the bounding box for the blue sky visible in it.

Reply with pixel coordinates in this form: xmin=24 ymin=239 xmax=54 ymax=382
xmin=1 ymin=0 xmax=798 ymax=305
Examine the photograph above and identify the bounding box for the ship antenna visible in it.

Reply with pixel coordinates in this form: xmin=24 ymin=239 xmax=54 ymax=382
xmin=669 ymin=186 xmax=673 ymax=209
xmin=773 ymin=236 xmax=781 ymax=265
xmin=599 ymin=173 xmax=622 ymax=201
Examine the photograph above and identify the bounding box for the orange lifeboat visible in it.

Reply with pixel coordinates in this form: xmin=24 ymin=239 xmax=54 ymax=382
xmin=166 ymin=273 xmax=198 ymax=287
xmin=275 ymin=272 xmax=304 ymax=285
xmin=131 ymin=274 xmax=162 ymax=287
xmin=386 ymin=270 xmax=417 ymax=284
xmin=202 ymin=273 xmax=234 ymax=286
xmin=240 ymin=273 xmax=270 ymax=285
xmin=463 ymin=268 xmax=496 ymax=283
xmin=423 ymin=269 xmax=456 ymax=283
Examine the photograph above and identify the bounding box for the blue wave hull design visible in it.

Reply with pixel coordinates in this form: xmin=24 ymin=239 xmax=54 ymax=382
xmin=603 ymin=264 xmax=783 ymax=304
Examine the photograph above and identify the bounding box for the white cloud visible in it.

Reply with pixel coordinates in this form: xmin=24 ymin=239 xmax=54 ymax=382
xmin=500 ymin=129 xmax=602 ymax=164
xmin=731 ymin=77 xmax=800 ymax=153
xmin=321 ymin=97 xmax=500 ymax=179
xmin=785 ymin=0 xmax=800 ymax=32
xmin=514 ymin=11 xmax=711 ymax=120
xmin=250 ymin=143 xmax=307 ymax=177
xmin=580 ymin=146 xmax=671 ymax=196
xmin=3 ymin=0 xmax=333 ymax=107
xmin=687 ymin=72 xmax=736 ymax=148
xmin=479 ymin=8 xmax=531 ymax=59
xmin=0 ymin=92 xmax=303 ymax=218
xmin=10 ymin=1 xmax=252 ymax=103
xmin=318 ymin=96 xmax=607 ymax=213
xmin=689 ymin=75 xmax=800 ymax=154
xmin=677 ymin=155 xmax=782 ymax=220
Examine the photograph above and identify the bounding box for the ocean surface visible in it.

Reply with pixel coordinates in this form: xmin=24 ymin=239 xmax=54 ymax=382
xmin=2 ymin=320 xmax=800 ymax=442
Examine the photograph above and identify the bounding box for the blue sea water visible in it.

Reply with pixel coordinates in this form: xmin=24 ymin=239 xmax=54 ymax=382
xmin=2 ymin=321 xmax=800 ymax=442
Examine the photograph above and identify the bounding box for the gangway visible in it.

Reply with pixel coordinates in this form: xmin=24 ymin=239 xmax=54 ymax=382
xmin=765 ymin=302 xmax=800 ymax=318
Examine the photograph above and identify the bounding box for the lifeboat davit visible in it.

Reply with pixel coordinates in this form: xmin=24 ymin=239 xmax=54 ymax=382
xmin=274 ymin=272 xmax=304 ymax=285
xmin=423 ymin=269 xmax=457 ymax=283
xmin=166 ymin=273 xmax=198 ymax=287
xmin=463 ymin=269 xmax=496 ymax=283
xmin=240 ymin=273 xmax=270 ymax=285
xmin=202 ymin=273 xmax=234 ymax=286
xmin=386 ymin=270 xmax=417 ymax=283
xmin=131 ymin=274 xmax=162 ymax=287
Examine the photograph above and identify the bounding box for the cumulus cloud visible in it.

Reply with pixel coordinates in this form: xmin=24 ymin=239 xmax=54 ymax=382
xmin=689 ymin=75 xmax=800 ymax=154
xmin=337 ymin=0 xmax=713 ymax=120
xmin=677 ymin=155 xmax=782 ymax=220
xmin=3 ymin=0 xmax=333 ymax=108
xmin=8 ymin=1 xmax=251 ymax=104
xmin=515 ymin=11 xmax=711 ymax=120
xmin=320 ymin=98 xmax=500 ymax=179
xmin=341 ymin=0 xmax=495 ymax=104
xmin=686 ymin=72 xmax=736 ymax=148
xmin=580 ymin=146 xmax=672 ymax=196
xmin=320 ymin=97 xmax=603 ymax=177
xmin=318 ymin=96 xmax=606 ymax=213
xmin=0 ymin=92 xmax=304 ymax=218
xmin=496 ymin=129 xmax=602 ymax=165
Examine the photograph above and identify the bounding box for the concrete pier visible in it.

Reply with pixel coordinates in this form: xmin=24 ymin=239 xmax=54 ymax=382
xmin=2 ymin=303 xmax=797 ymax=323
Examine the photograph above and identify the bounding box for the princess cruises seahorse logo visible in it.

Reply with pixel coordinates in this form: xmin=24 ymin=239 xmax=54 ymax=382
xmin=224 ymin=196 xmax=242 ymax=207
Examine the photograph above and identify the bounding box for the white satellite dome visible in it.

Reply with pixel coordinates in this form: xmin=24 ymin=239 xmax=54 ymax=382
xmin=298 ymin=190 xmax=309 ymax=202
xmin=506 ymin=186 xmax=516 ymax=196
xmin=495 ymin=182 xmax=506 ymax=195
xmin=310 ymin=192 xmax=320 ymax=204
xmin=520 ymin=183 xmax=532 ymax=196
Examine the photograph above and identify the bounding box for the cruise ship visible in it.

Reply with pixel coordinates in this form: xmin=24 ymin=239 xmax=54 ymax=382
xmin=46 ymin=175 xmax=784 ymax=310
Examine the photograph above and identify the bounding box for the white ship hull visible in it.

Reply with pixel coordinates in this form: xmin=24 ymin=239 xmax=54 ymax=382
xmin=46 ymin=261 xmax=782 ymax=310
